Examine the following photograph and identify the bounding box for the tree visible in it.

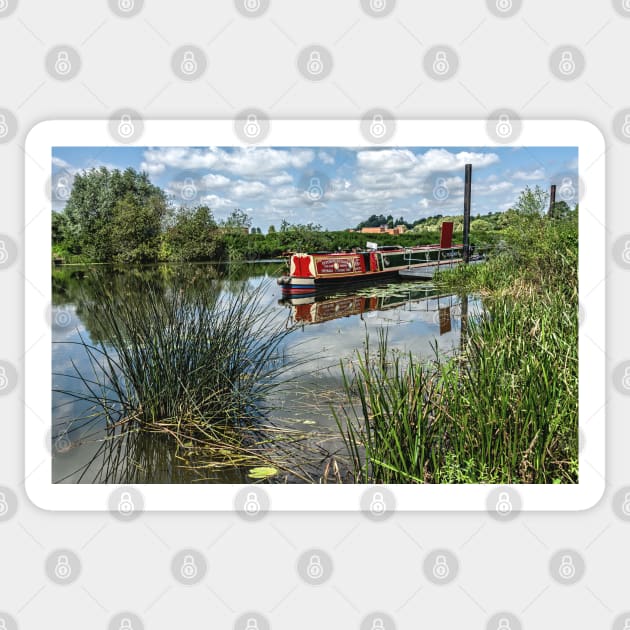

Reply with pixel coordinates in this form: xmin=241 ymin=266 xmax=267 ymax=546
xmin=110 ymin=194 xmax=164 ymax=263
xmin=549 ymin=200 xmax=571 ymax=219
xmin=512 ymin=185 xmax=548 ymax=216
xmin=221 ymin=208 xmax=252 ymax=231
xmin=165 ymin=206 xmax=225 ymax=262
xmin=268 ymin=225 xmax=276 ymax=234
xmin=62 ymin=167 xmax=167 ymax=262
xmin=470 ymin=218 xmax=492 ymax=233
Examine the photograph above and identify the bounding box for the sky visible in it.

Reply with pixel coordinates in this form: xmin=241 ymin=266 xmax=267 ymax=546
xmin=51 ymin=145 xmax=578 ymax=232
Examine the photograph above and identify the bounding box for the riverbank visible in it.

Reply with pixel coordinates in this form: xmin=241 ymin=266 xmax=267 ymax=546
xmin=335 ymin=207 xmax=578 ymax=484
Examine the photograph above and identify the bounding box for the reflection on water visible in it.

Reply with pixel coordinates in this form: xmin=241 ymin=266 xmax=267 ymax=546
xmin=52 ymin=262 xmax=482 ymax=484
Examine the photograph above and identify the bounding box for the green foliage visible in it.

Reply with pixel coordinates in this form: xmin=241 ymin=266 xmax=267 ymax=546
xmin=54 ymin=272 xmax=296 ymax=479
xmin=110 ymin=194 xmax=164 ymax=264
xmin=512 ymin=184 xmax=548 ymax=216
xmin=337 ymin=195 xmax=579 ymax=484
xmin=221 ymin=208 xmax=252 ymax=230
xmin=59 ymin=167 xmax=167 ymax=262
xmin=165 ymin=206 xmax=225 ymax=262
xmin=52 ymin=170 xmax=575 ymax=269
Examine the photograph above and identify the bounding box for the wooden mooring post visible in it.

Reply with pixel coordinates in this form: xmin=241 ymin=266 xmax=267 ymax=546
xmin=462 ymin=163 xmax=472 ymax=263
xmin=548 ymin=184 xmax=556 ymax=217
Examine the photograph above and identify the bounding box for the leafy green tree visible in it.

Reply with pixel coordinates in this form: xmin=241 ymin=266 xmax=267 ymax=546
xmin=512 ymin=185 xmax=549 ymax=216
xmin=470 ymin=219 xmax=492 ymax=233
xmin=221 ymin=208 xmax=252 ymax=231
xmin=165 ymin=206 xmax=225 ymax=262
xmin=110 ymin=194 xmax=164 ymax=263
xmin=62 ymin=167 xmax=167 ymax=262
xmin=267 ymin=225 xmax=276 ymax=234
xmin=549 ymin=200 xmax=571 ymax=219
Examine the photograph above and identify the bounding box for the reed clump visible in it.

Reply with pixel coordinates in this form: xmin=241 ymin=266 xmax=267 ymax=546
xmin=55 ymin=271 xmax=298 ymax=480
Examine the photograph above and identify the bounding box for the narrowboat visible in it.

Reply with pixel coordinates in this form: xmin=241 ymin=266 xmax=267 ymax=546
xmin=277 ymin=221 xmax=462 ymax=295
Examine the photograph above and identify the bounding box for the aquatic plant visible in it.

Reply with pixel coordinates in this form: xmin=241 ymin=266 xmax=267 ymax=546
xmin=54 ymin=271 xmax=301 ymax=480
xmin=336 ymin=208 xmax=578 ymax=484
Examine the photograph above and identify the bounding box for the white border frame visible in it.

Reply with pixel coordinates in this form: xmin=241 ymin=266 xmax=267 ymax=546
xmin=25 ymin=119 xmax=605 ymax=511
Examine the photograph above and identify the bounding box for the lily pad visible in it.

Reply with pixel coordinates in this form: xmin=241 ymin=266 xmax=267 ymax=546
xmin=248 ymin=466 xmax=279 ymax=479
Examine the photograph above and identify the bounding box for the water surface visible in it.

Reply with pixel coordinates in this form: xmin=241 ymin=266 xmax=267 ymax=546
xmin=52 ymin=262 xmax=481 ymax=483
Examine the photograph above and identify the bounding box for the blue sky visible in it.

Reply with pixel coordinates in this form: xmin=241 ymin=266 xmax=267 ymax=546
xmin=52 ymin=145 xmax=578 ymax=231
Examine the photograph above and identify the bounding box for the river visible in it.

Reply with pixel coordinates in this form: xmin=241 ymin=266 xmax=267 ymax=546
xmin=51 ymin=262 xmax=481 ymax=484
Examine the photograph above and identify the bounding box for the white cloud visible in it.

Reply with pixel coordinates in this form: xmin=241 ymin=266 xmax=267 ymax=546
xmin=318 ymin=151 xmax=335 ymax=165
xmin=512 ymin=168 xmax=545 ymax=181
xmin=356 ymin=148 xmax=500 ymax=177
xmin=268 ymin=172 xmax=293 ymax=186
xmin=52 ymin=156 xmax=77 ymax=173
xmin=201 ymin=173 xmax=231 ymax=188
xmin=140 ymin=147 xmax=315 ymax=179
xmin=199 ymin=194 xmax=233 ymax=209
xmin=230 ymin=180 xmax=267 ymax=199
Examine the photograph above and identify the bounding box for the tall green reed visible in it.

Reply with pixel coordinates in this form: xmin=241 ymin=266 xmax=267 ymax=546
xmin=336 ymin=210 xmax=578 ymax=484
xmin=54 ymin=271 xmax=297 ymax=480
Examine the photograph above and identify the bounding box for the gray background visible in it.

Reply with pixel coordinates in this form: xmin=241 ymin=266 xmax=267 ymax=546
xmin=0 ymin=0 xmax=627 ymax=628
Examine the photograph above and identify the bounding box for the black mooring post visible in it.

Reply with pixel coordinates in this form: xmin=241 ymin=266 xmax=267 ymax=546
xmin=548 ymin=184 xmax=556 ymax=217
xmin=462 ymin=163 xmax=472 ymax=263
